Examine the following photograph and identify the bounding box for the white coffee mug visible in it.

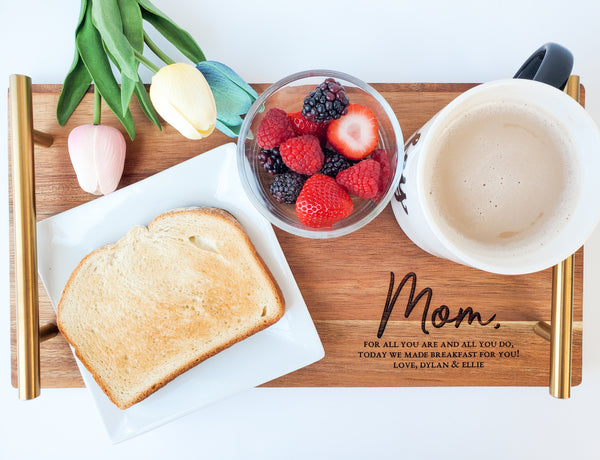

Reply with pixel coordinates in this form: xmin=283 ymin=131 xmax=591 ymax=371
xmin=391 ymin=44 xmax=600 ymax=275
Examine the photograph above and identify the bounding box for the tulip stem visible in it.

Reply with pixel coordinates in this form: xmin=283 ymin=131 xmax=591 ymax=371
xmin=144 ymin=32 xmax=175 ymax=66
xmin=134 ymin=49 xmax=160 ymax=74
xmin=93 ymin=85 xmax=101 ymax=125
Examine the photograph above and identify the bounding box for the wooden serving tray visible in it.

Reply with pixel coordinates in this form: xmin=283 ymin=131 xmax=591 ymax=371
xmin=9 ymin=83 xmax=583 ymax=388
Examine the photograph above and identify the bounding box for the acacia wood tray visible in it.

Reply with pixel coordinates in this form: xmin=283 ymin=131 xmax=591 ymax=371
xmin=9 ymin=83 xmax=583 ymax=388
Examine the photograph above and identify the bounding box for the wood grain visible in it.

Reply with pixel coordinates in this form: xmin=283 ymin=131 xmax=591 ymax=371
xmin=9 ymin=83 xmax=584 ymax=389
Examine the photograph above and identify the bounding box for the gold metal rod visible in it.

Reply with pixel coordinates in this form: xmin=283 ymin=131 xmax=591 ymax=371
xmin=564 ymin=75 xmax=580 ymax=104
xmin=548 ymin=74 xmax=579 ymax=399
xmin=33 ymin=130 xmax=53 ymax=148
xmin=550 ymin=255 xmax=574 ymax=398
xmin=39 ymin=322 xmax=59 ymax=343
xmin=10 ymin=74 xmax=40 ymax=400
xmin=534 ymin=321 xmax=551 ymax=341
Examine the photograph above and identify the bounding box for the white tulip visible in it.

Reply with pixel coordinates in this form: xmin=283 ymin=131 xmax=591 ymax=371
xmin=150 ymin=63 xmax=217 ymax=139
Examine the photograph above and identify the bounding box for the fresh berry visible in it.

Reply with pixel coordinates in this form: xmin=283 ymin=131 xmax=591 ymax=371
xmin=302 ymin=78 xmax=350 ymax=123
xmin=287 ymin=111 xmax=329 ymax=143
xmin=320 ymin=147 xmax=354 ymax=177
xmin=327 ymin=104 xmax=379 ymax=160
xmin=269 ymin=172 xmax=307 ymax=204
xmin=296 ymin=174 xmax=354 ymax=228
xmin=370 ymin=149 xmax=391 ymax=198
xmin=258 ymin=147 xmax=289 ymax=175
xmin=336 ymin=158 xmax=381 ymax=200
xmin=256 ymin=108 xmax=296 ymax=150
xmin=279 ymin=135 xmax=324 ymax=175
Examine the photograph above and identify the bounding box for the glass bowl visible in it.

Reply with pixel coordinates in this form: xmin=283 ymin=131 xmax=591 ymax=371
xmin=237 ymin=69 xmax=404 ymax=238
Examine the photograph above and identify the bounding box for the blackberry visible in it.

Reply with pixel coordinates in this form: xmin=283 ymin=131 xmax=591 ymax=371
xmin=302 ymin=78 xmax=350 ymax=123
xmin=269 ymin=172 xmax=307 ymax=204
xmin=320 ymin=147 xmax=353 ymax=177
xmin=258 ymin=147 xmax=289 ymax=175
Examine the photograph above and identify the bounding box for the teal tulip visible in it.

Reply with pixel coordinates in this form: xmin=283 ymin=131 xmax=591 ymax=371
xmin=196 ymin=61 xmax=258 ymax=137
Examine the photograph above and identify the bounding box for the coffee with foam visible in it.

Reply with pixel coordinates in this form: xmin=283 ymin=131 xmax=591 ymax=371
xmin=424 ymin=101 xmax=580 ymax=259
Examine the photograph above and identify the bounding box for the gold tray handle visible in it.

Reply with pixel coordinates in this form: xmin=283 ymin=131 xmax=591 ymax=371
xmin=10 ymin=74 xmax=58 ymax=400
xmin=534 ymin=75 xmax=580 ymax=399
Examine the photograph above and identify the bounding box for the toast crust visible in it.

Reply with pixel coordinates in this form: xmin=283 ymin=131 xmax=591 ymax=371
xmin=57 ymin=207 xmax=285 ymax=409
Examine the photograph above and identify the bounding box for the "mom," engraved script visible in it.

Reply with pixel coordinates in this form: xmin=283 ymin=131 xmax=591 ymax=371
xmin=377 ymin=272 xmax=500 ymax=337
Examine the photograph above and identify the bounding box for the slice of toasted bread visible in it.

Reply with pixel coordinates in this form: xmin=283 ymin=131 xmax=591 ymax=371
xmin=57 ymin=208 xmax=285 ymax=409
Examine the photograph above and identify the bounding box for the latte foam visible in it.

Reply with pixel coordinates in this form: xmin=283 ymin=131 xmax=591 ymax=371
xmin=425 ymin=101 xmax=580 ymax=258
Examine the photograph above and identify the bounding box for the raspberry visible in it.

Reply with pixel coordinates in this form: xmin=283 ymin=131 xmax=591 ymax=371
xmin=279 ymin=135 xmax=324 ymax=175
xmin=370 ymin=149 xmax=391 ymax=198
xmin=287 ymin=111 xmax=328 ymax=144
xmin=258 ymin=147 xmax=289 ymax=175
xmin=302 ymin=78 xmax=350 ymax=123
xmin=320 ymin=147 xmax=354 ymax=177
xmin=296 ymin=174 xmax=354 ymax=228
xmin=256 ymin=108 xmax=296 ymax=150
xmin=336 ymin=158 xmax=381 ymax=200
xmin=269 ymin=172 xmax=307 ymax=204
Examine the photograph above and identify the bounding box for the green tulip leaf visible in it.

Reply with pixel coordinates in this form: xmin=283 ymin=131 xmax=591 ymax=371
xmin=57 ymin=0 xmax=93 ymax=125
xmin=134 ymin=81 xmax=162 ymax=130
xmin=74 ymin=0 xmax=89 ymax=35
xmin=115 ymin=0 xmax=143 ymax=116
xmin=102 ymin=37 xmax=160 ymax=130
xmin=99 ymin=39 xmax=137 ymax=119
xmin=120 ymin=75 xmax=137 ymax=118
xmin=137 ymin=0 xmax=206 ymax=63
xmin=91 ymin=0 xmax=139 ymax=82
xmin=57 ymin=52 xmax=93 ymax=126
xmin=70 ymin=0 xmax=90 ymax=38
xmin=117 ymin=0 xmax=144 ymax=52
xmin=101 ymin=37 xmax=160 ymax=130
xmin=76 ymin=4 xmax=135 ymax=139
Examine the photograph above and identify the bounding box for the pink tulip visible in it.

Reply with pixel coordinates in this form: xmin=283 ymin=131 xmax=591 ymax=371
xmin=68 ymin=124 xmax=126 ymax=195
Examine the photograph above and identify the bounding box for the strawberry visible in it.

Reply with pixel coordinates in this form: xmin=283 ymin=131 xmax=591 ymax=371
xmin=256 ymin=108 xmax=296 ymax=150
xmin=336 ymin=158 xmax=381 ymax=200
xmin=326 ymin=104 xmax=379 ymax=160
xmin=287 ymin=111 xmax=328 ymax=144
xmin=296 ymin=174 xmax=354 ymax=228
xmin=279 ymin=135 xmax=324 ymax=175
xmin=370 ymin=149 xmax=391 ymax=198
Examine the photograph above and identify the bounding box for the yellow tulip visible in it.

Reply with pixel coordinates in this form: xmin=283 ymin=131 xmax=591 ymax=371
xmin=149 ymin=63 xmax=217 ymax=139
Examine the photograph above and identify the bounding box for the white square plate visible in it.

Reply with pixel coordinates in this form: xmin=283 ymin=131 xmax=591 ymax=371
xmin=36 ymin=143 xmax=324 ymax=443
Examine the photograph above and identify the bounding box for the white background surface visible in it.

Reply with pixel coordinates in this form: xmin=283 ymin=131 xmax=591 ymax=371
xmin=2 ymin=1 xmax=600 ymax=458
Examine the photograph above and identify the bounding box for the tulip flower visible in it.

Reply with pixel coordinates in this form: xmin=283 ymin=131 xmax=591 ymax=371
xmin=68 ymin=124 xmax=126 ymax=195
xmin=196 ymin=61 xmax=258 ymax=137
xmin=67 ymin=87 xmax=127 ymax=195
xmin=58 ymin=1 xmax=258 ymax=142
xmin=149 ymin=62 xmax=217 ymax=140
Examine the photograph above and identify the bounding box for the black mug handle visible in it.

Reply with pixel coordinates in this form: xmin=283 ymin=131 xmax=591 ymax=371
xmin=513 ymin=42 xmax=573 ymax=90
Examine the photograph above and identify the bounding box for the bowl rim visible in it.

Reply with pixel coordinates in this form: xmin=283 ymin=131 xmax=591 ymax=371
xmin=237 ymin=69 xmax=404 ymax=238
